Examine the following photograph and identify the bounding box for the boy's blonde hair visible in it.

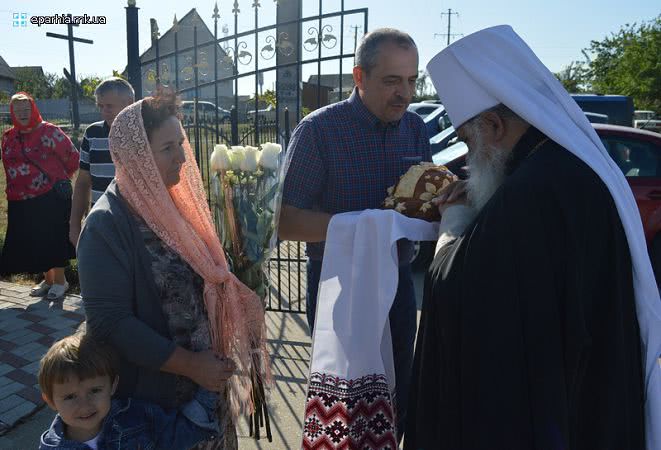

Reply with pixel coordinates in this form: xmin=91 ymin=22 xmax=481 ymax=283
xmin=38 ymin=333 xmax=118 ymax=401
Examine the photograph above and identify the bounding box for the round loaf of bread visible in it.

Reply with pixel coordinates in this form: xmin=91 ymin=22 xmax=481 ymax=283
xmin=383 ymin=162 xmax=457 ymax=221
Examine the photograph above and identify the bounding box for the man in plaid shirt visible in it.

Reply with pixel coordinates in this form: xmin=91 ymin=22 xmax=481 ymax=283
xmin=279 ymin=28 xmax=431 ymax=440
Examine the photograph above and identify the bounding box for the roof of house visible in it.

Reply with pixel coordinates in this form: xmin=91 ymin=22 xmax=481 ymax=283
xmin=10 ymin=66 xmax=45 ymax=78
xmin=0 ymin=56 xmax=16 ymax=80
xmin=307 ymin=74 xmax=355 ymax=90
xmin=139 ymin=8 xmax=228 ymax=62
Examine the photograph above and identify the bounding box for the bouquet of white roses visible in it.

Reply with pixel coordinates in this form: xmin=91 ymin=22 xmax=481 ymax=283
xmin=209 ymin=142 xmax=283 ymax=301
xmin=210 ymin=142 xmax=283 ymax=441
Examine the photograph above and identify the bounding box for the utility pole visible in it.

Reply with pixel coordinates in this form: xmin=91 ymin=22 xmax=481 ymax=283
xmin=350 ymin=25 xmax=362 ymax=52
xmin=434 ymin=8 xmax=461 ymax=46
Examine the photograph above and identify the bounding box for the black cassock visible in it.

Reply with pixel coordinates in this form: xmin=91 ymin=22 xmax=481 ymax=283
xmin=405 ymin=127 xmax=645 ymax=450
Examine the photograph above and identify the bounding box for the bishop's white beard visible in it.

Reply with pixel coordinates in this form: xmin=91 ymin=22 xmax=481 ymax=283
xmin=465 ymin=126 xmax=512 ymax=211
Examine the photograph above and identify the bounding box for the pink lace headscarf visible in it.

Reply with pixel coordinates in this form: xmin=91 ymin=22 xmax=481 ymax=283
xmin=108 ymin=100 xmax=270 ymax=418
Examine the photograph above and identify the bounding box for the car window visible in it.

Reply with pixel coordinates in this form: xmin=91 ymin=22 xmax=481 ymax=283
xmin=601 ymin=136 xmax=660 ymax=177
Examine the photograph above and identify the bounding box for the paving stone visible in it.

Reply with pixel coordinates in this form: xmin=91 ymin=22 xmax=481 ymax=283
xmin=21 ymin=361 xmax=41 ymax=376
xmin=0 ymin=365 xmax=12 ymax=377
xmin=6 ymin=370 xmax=37 ymax=386
xmin=0 ymin=382 xmax=23 ymax=399
xmin=15 ymin=312 xmax=46 ymax=323
xmin=10 ymin=342 xmax=43 ymax=358
xmin=17 ymin=386 xmax=43 ymax=405
xmin=0 ymin=377 xmax=12 ymax=388
xmin=0 ymin=319 xmax=30 ymax=334
xmin=0 ymin=352 xmax=29 ymax=369
xmin=0 ymin=394 xmax=24 ymax=412
xmin=36 ymin=335 xmax=55 ymax=347
xmin=61 ymin=311 xmax=85 ymax=322
xmin=18 ymin=347 xmax=48 ymax=365
xmin=0 ymin=340 xmax=16 ymax=352
xmin=36 ymin=317 xmax=78 ymax=330
xmin=0 ymin=329 xmax=6 ymax=337
xmin=0 ymin=400 xmax=36 ymax=427
xmin=9 ymin=332 xmax=40 ymax=347
xmin=0 ymin=328 xmax=32 ymax=342
xmin=49 ymin=330 xmax=75 ymax=340
xmin=26 ymin=323 xmax=56 ymax=335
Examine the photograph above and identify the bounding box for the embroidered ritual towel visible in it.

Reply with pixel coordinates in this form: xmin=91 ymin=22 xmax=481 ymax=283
xmin=302 ymin=209 xmax=439 ymax=449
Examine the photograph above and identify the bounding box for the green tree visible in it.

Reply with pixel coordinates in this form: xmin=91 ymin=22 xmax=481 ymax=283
xmin=555 ymin=61 xmax=590 ymax=93
xmin=587 ymin=15 xmax=660 ymax=111
xmin=413 ymin=70 xmax=438 ymax=103
xmin=13 ymin=68 xmax=56 ymax=98
xmin=51 ymin=77 xmax=70 ymax=99
xmin=247 ymin=89 xmax=277 ymax=109
xmin=51 ymin=75 xmax=101 ymax=100
xmin=80 ymin=76 xmax=102 ymax=99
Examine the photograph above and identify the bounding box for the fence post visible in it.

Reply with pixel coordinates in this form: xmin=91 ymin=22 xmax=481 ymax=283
xmin=231 ymin=106 xmax=239 ymax=145
xmin=284 ymin=107 xmax=291 ymax=149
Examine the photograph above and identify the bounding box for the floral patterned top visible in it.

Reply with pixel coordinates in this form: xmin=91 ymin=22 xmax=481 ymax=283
xmin=135 ymin=215 xmax=238 ymax=450
xmin=1 ymin=122 xmax=79 ymax=201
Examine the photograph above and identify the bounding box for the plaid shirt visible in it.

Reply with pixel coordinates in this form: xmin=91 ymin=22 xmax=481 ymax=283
xmin=282 ymin=89 xmax=431 ymax=260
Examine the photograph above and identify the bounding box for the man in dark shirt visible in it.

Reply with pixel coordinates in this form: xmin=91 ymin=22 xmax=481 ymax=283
xmin=279 ymin=28 xmax=430 ymax=438
xmin=69 ymin=77 xmax=134 ymax=247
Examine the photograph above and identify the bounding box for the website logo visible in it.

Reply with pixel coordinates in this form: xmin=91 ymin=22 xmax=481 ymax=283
xmin=12 ymin=12 xmax=28 ymax=27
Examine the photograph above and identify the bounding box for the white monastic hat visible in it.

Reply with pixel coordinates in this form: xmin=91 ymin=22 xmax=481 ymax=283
xmin=427 ymin=25 xmax=661 ymax=449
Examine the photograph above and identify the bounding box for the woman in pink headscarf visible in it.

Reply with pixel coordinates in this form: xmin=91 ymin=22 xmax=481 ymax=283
xmin=77 ymin=90 xmax=270 ymax=449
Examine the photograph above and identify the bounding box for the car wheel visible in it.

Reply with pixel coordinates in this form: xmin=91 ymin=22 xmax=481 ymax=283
xmin=650 ymin=234 xmax=661 ymax=291
xmin=411 ymin=241 xmax=435 ymax=272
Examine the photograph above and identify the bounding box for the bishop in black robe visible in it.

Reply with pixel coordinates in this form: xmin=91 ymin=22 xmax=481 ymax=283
xmin=404 ymin=126 xmax=645 ymax=450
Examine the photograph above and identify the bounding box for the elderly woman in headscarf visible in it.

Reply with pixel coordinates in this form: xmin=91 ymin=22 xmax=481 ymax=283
xmin=0 ymin=92 xmax=78 ymax=299
xmin=77 ymin=90 xmax=270 ymax=450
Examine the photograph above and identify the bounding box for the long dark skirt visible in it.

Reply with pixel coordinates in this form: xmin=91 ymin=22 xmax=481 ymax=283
xmin=0 ymin=189 xmax=75 ymax=275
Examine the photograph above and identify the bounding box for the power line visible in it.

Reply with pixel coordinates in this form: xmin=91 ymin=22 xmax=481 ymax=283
xmin=434 ymin=8 xmax=462 ymax=46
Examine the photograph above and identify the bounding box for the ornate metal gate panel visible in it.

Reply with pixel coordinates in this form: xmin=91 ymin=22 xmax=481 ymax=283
xmin=131 ymin=0 xmax=368 ymax=312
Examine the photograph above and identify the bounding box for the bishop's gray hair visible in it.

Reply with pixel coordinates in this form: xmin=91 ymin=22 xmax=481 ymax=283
xmin=354 ymin=28 xmax=417 ymax=74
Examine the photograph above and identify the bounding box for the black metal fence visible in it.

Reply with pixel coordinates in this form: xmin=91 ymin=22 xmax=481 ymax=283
xmin=133 ymin=1 xmax=368 ymax=312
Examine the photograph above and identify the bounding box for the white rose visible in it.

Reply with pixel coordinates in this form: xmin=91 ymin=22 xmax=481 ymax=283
xmin=229 ymin=146 xmax=245 ymax=171
xmin=259 ymin=142 xmax=282 ymax=171
xmin=210 ymin=144 xmax=231 ymax=172
xmin=241 ymin=146 xmax=259 ymax=172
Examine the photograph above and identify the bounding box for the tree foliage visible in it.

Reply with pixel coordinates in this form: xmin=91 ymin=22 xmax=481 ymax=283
xmin=13 ymin=68 xmax=102 ymax=101
xmin=588 ymin=15 xmax=660 ymax=111
xmin=556 ymin=15 xmax=660 ymax=111
xmin=13 ymin=68 xmax=56 ymax=99
xmin=555 ymin=61 xmax=591 ymax=93
xmin=413 ymin=70 xmax=438 ymax=103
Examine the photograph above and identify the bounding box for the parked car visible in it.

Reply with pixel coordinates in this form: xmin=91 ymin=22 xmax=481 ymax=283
xmin=408 ymin=102 xmax=443 ymax=120
xmin=585 ymin=112 xmax=609 ymax=124
xmin=246 ymin=104 xmax=276 ymax=123
xmin=633 ymin=110 xmax=661 ymax=133
xmin=181 ymin=101 xmax=231 ymax=124
xmin=411 ymin=124 xmax=661 ymax=276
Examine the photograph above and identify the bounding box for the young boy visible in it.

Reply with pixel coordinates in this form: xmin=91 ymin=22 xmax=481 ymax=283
xmin=38 ymin=333 xmax=221 ymax=449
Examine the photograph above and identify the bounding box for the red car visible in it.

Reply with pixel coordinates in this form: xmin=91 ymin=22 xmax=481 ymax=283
xmin=595 ymin=124 xmax=661 ymax=281
xmin=416 ymin=124 xmax=661 ymax=278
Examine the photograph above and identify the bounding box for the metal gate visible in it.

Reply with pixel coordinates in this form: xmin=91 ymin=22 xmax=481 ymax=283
xmin=130 ymin=0 xmax=368 ymax=312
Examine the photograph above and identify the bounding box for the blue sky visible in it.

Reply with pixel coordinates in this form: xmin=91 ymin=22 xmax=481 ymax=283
xmin=1 ymin=0 xmax=658 ymax=95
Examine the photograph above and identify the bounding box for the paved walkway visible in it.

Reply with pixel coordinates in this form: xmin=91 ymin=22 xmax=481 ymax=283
xmin=0 ymin=281 xmax=85 ymax=437
xmin=0 ymin=280 xmax=311 ymax=449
